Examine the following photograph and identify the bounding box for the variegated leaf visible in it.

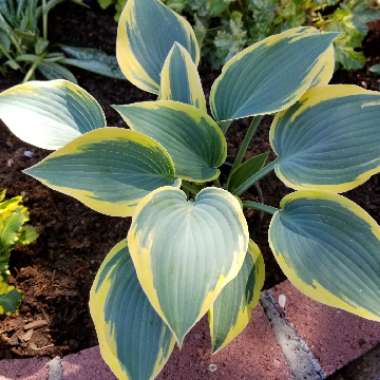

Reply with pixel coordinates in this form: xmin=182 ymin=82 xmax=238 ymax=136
xmin=117 ymin=0 xmax=199 ymax=94
xmin=128 ymin=186 xmax=249 ymax=344
xmin=210 ymin=27 xmax=336 ymax=121
xmin=24 ymin=128 xmax=180 ymax=217
xmin=160 ymin=42 xmax=206 ymax=111
xmin=0 ymin=80 xmax=105 ymax=150
xmin=90 ymin=240 xmax=175 ymax=380
xmin=209 ymin=240 xmax=265 ymax=353
xmin=271 ymin=85 xmax=380 ymax=192
xmin=114 ymin=101 xmax=226 ymax=182
xmin=269 ymin=191 xmax=380 ymax=322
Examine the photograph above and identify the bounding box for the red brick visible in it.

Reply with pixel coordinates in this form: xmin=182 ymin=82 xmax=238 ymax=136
xmin=159 ymin=306 xmax=290 ymax=380
xmin=62 ymin=347 xmax=115 ymax=380
xmin=0 ymin=357 xmax=48 ymax=380
xmin=60 ymin=305 xmax=289 ymax=380
xmin=272 ymin=281 xmax=380 ymax=376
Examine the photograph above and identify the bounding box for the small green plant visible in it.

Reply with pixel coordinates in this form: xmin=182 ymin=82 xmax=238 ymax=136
xmin=370 ymin=63 xmax=380 ymax=89
xmin=99 ymin=0 xmax=380 ymax=70
xmin=315 ymin=0 xmax=380 ymax=70
xmin=0 ymin=0 xmax=124 ymax=82
xmin=0 ymin=190 xmax=38 ymax=315
xmin=1 ymin=0 xmax=380 ymax=378
xmin=370 ymin=64 xmax=380 ymax=73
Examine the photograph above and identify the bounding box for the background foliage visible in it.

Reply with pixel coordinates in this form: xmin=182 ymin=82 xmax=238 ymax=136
xmin=98 ymin=0 xmax=380 ymax=70
xmin=0 ymin=0 xmax=123 ymax=81
xmin=0 ymin=190 xmax=37 ymax=315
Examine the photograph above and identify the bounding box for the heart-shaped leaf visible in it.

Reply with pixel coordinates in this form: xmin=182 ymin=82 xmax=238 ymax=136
xmin=117 ymin=0 xmax=199 ymax=94
xmin=160 ymin=42 xmax=206 ymax=111
xmin=90 ymin=240 xmax=175 ymax=380
xmin=0 ymin=80 xmax=106 ymax=150
xmin=128 ymin=186 xmax=249 ymax=344
xmin=210 ymin=27 xmax=337 ymax=121
xmin=270 ymin=85 xmax=380 ymax=192
xmin=114 ymin=101 xmax=227 ymax=182
xmin=209 ymin=239 xmax=265 ymax=353
xmin=269 ymin=191 xmax=380 ymax=322
xmin=25 ymin=128 xmax=180 ymax=217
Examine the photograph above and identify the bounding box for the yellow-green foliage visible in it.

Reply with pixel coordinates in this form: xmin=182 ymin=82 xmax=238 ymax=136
xmin=0 ymin=190 xmax=38 ymax=315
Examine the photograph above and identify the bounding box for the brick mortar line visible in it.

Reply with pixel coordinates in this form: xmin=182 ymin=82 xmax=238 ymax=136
xmin=260 ymin=290 xmax=326 ymax=380
xmin=47 ymin=356 xmax=63 ymax=380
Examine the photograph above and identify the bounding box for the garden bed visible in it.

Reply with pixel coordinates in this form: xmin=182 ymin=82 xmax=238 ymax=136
xmin=0 ymin=3 xmax=379 ymax=362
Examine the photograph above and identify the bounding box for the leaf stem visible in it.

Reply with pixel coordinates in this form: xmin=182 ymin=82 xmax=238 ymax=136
xmin=254 ymin=182 xmax=266 ymax=221
xmin=37 ymin=0 xmax=64 ymax=18
xmin=181 ymin=182 xmax=199 ymax=195
xmin=219 ymin=121 xmax=232 ymax=134
xmin=42 ymin=0 xmax=48 ymax=40
xmin=233 ymin=158 xmax=279 ymax=196
xmin=243 ymin=200 xmax=278 ymax=215
xmin=232 ymin=116 xmax=263 ymax=170
xmin=22 ymin=54 xmax=45 ymax=82
xmin=0 ymin=45 xmax=19 ymax=67
xmin=6 ymin=28 xmax=22 ymax=54
xmin=225 ymin=116 xmax=263 ymax=188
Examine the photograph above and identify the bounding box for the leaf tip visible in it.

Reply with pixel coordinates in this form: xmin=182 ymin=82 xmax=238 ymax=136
xmin=22 ymin=167 xmax=33 ymax=177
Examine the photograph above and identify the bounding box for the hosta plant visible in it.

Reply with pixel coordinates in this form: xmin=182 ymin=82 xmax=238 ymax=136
xmin=1 ymin=0 xmax=380 ymax=378
xmin=0 ymin=190 xmax=37 ymax=315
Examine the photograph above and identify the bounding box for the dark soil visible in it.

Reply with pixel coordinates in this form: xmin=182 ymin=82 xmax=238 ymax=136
xmin=0 ymin=3 xmax=379 ymax=360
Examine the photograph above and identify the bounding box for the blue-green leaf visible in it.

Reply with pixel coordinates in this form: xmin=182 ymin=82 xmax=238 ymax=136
xmin=128 ymin=186 xmax=249 ymax=345
xmin=90 ymin=240 xmax=175 ymax=380
xmin=0 ymin=80 xmax=106 ymax=150
xmin=116 ymin=0 xmax=199 ymax=94
xmin=269 ymin=191 xmax=380 ymax=322
xmin=24 ymin=128 xmax=180 ymax=217
xmin=114 ymin=100 xmax=226 ymax=182
xmin=160 ymin=42 xmax=206 ymax=111
xmin=209 ymin=240 xmax=265 ymax=353
xmin=210 ymin=27 xmax=337 ymax=121
xmin=37 ymin=62 xmax=78 ymax=83
xmin=271 ymin=85 xmax=380 ymax=192
xmin=60 ymin=45 xmax=124 ymax=80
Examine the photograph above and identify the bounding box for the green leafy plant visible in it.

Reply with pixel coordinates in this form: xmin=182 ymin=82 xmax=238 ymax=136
xmin=0 ymin=0 xmax=124 ymax=82
xmin=370 ymin=64 xmax=380 ymax=73
xmin=1 ymin=0 xmax=380 ymax=378
xmin=315 ymin=0 xmax=380 ymax=70
xmin=0 ymin=190 xmax=38 ymax=315
xmin=370 ymin=63 xmax=380 ymax=89
xmin=99 ymin=0 xmax=380 ymax=70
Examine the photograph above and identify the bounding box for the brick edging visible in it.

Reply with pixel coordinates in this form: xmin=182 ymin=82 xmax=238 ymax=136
xmin=1 ymin=280 xmax=380 ymax=380
xmin=271 ymin=281 xmax=380 ymax=377
xmin=260 ymin=291 xmax=325 ymax=379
